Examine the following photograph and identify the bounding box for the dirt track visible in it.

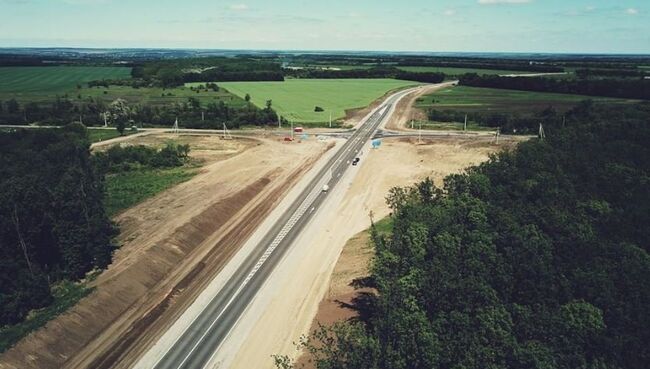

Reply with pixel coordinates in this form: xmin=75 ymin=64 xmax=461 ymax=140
xmin=0 ymin=134 xmax=333 ymax=369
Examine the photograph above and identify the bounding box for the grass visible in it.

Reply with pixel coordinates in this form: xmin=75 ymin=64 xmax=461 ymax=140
xmin=105 ymin=167 xmax=197 ymax=216
xmin=0 ymin=66 xmax=131 ymax=97
xmin=87 ymin=128 xmax=136 ymax=143
xmin=217 ymin=79 xmax=420 ymax=123
xmin=373 ymin=216 xmax=393 ymax=237
xmin=416 ymin=86 xmax=638 ymax=114
xmin=0 ymin=280 xmax=93 ymax=354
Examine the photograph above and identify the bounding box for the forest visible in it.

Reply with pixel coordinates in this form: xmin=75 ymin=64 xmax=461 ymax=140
xmin=284 ymin=66 xmax=445 ymax=83
xmin=130 ymin=57 xmax=285 ymax=87
xmin=459 ymin=73 xmax=650 ymax=100
xmin=289 ymin=102 xmax=650 ymax=369
xmin=0 ymin=124 xmax=115 ymax=325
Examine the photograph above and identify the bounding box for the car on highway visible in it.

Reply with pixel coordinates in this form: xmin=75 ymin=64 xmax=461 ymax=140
xmin=352 ymin=157 xmax=360 ymax=166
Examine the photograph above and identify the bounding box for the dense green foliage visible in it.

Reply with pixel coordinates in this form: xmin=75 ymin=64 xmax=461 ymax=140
xmin=285 ymin=66 xmax=444 ymax=83
xmin=130 ymin=57 xmax=284 ymax=87
xmin=0 ymin=124 xmax=115 ymax=325
xmin=94 ymin=143 xmax=190 ymax=173
xmin=294 ymin=103 xmax=650 ymax=369
xmin=459 ymin=73 xmax=650 ymax=100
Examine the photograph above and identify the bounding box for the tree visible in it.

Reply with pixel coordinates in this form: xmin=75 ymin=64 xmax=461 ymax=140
xmin=245 ymin=93 xmax=251 ymax=102
xmin=6 ymin=98 xmax=19 ymax=114
xmin=109 ymin=98 xmax=130 ymax=136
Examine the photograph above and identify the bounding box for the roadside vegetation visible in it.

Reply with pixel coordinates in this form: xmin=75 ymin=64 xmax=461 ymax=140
xmin=95 ymin=142 xmax=196 ymax=216
xmin=280 ymin=102 xmax=650 ymax=369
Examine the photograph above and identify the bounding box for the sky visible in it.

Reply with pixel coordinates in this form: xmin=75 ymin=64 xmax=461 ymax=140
xmin=0 ymin=0 xmax=648 ymax=53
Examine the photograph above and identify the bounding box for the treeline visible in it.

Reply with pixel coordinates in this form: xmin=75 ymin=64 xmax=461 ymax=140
xmin=93 ymin=143 xmax=190 ymax=173
xmin=0 ymin=124 xmax=115 ymax=325
xmin=575 ymin=68 xmax=648 ymax=79
xmin=0 ymin=96 xmax=281 ymax=128
xmin=459 ymin=73 xmax=650 ymax=100
xmin=285 ymin=66 xmax=445 ymax=83
xmin=293 ymin=102 xmax=650 ymax=369
xmin=428 ymin=105 xmax=572 ymax=134
xmin=129 ymin=57 xmax=284 ymax=87
xmin=396 ymin=59 xmax=564 ymax=73
xmin=0 ymin=97 xmax=109 ymax=126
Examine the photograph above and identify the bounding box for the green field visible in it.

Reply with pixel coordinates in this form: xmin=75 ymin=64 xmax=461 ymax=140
xmin=105 ymin=167 xmax=197 ymax=216
xmin=0 ymin=66 xmax=246 ymax=108
xmin=217 ymin=79 xmax=419 ymax=123
xmin=0 ymin=66 xmax=131 ymax=96
xmin=417 ymin=86 xmax=637 ymax=114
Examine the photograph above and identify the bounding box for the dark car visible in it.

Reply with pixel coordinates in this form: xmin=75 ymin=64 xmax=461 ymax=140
xmin=352 ymin=157 xmax=360 ymax=166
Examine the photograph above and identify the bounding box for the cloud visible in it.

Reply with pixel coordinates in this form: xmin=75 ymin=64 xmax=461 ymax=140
xmin=443 ymin=9 xmax=456 ymax=16
xmin=478 ymin=0 xmax=532 ymax=4
xmin=625 ymin=8 xmax=638 ymax=15
xmin=229 ymin=4 xmax=248 ymax=11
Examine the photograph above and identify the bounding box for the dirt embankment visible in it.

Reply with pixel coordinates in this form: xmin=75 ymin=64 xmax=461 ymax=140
xmin=0 ymin=134 xmax=333 ymax=369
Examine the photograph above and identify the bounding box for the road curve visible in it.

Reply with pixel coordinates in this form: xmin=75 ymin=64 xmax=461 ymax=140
xmin=147 ymin=86 xmax=422 ymax=369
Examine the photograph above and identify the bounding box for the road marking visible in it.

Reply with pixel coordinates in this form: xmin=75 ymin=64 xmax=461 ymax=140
xmin=150 ymin=84 xmax=423 ymax=369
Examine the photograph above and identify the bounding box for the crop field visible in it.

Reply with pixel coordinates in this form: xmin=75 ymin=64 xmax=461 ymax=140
xmin=217 ymin=79 xmax=419 ymax=123
xmin=416 ymin=86 xmax=638 ymax=114
xmin=0 ymin=66 xmax=246 ymax=108
xmin=0 ymin=66 xmax=131 ymax=96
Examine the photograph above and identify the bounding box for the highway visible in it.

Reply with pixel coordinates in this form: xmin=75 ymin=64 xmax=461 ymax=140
xmin=150 ymin=87 xmax=418 ymax=369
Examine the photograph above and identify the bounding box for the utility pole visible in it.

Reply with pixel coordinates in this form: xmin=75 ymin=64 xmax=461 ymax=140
xmin=80 ymin=114 xmax=83 ymax=125
xmin=103 ymin=112 xmax=108 ymax=127
xmin=291 ymin=120 xmax=294 ymax=140
xmin=418 ymin=121 xmax=422 ymax=144
xmin=201 ymin=111 xmax=205 ymax=121
xmin=539 ymin=123 xmax=546 ymax=140
xmin=411 ymin=120 xmax=414 ymax=129
xmin=495 ymin=128 xmax=500 ymax=145
xmin=223 ymin=123 xmax=232 ymax=140
xmin=277 ymin=113 xmax=281 ymax=129
xmin=464 ymin=114 xmax=467 ymax=132
xmin=329 ymin=112 xmax=332 ymax=128
xmin=172 ymin=117 xmax=179 ymax=134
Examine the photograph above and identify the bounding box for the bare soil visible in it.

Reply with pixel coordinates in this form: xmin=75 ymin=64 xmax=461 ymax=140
xmin=0 ymin=133 xmax=333 ymax=369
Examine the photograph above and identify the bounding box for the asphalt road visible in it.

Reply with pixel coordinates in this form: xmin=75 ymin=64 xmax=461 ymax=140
xmin=151 ymin=88 xmax=417 ymax=369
